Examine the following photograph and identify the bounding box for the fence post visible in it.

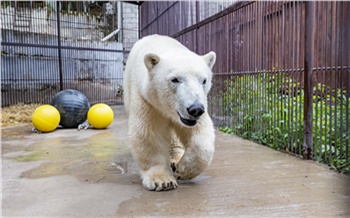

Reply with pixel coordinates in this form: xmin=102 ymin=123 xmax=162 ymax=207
xmin=303 ymin=1 xmax=315 ymax=159
xmin=56 ymin=1 xmax=63 ymax=91
xmin=195 ymin=1 xmax=200 ymax=53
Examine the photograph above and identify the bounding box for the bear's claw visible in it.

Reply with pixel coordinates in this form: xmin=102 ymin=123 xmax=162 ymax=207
xmin=142 ymin=171 xmax=178 ymax=191
xmin=152 ymin=181 xmax=178 ymax=191
xmin=154 ymin=181 xmax=177 ymax=191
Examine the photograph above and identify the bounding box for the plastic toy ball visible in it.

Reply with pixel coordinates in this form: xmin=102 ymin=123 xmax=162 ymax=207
xmin=32 ymin=105 xmax=61 ymax=133
xmin=87 ymin=103 xmax=114 ymax=129
xmin=51 ymin=89 xmax=90 ymax=128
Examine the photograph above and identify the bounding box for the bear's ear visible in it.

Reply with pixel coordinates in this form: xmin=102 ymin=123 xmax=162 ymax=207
xmin=144 ymin=53 xmax=160 ymax=71
xmin=202 ymin=51 xmax=216 ymax=69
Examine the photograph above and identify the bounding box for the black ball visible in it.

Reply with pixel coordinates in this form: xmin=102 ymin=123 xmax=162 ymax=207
xmin=51 ymin=89 xmax=90 ymax=128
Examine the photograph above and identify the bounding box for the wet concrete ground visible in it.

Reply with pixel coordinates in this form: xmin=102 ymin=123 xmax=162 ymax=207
xmin=2 ymin=106 xmax=350 ymax=217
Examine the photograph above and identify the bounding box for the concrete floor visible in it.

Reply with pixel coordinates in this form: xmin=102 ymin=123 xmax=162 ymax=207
xmin=2 ymin=106 xmax=350 ymax=217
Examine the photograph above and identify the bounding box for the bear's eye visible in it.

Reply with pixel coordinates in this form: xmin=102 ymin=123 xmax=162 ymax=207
xmin=202 ymin=79 xmax=207 ymax=85
xmin=171 ymin=78 xmax=180 ymax=83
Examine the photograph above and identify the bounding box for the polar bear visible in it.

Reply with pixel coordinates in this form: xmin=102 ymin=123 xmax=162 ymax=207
xmin=123 ymin=34 xmax=216 ymax=191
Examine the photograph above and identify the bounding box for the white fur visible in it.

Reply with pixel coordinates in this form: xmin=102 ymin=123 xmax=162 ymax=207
xmin=124 ymin=34 xmax=216 ymax=191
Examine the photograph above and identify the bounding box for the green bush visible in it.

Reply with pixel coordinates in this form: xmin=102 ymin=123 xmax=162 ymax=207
xmin=218 ymin=72 xmax=350 ymax=173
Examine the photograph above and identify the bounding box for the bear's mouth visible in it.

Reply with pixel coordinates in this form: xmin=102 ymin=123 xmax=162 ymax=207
xmin=178 ymin=113 xmax=197 ymax=127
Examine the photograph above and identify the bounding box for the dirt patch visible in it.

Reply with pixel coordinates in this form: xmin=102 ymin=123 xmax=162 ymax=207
xmin=1 ymin=103 xmax=40 ymax=127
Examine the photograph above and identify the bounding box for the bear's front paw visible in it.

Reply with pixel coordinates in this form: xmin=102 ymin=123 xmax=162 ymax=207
xmin=142 ymin=170 xmax=178 ymax=191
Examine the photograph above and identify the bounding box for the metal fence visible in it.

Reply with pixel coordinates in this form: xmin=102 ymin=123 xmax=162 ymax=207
xmin=140 ymin=1 xmax=350 ymax=173
xmin=1 ymin=1 xmax=125 ymax=107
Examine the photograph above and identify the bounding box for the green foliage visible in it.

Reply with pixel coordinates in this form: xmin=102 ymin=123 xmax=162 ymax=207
xmin=44 ymin=3 xmax=56 ymax=21
xmin=1 ymin=1 xmax=13 ymax=8
xmin=219 ymin=72 xmax=350 ymax=174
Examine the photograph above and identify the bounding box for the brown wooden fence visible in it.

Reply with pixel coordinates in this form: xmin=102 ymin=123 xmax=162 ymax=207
xmin=139 ymin=1 xmax=350 ymax=173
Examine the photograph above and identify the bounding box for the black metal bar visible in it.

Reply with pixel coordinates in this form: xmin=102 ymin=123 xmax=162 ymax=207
xmin=195 ymin=1 xmax=199 ymax=53
xmin=345 ymin=1 xmax=350 ymax=161
xmin=213 ymin=66 xmax=348 ymax=76
xmin=56 ymin=1 xmax=63 ymax=91
xmin=0 ymin=42 xmax=128 ymax=53
xmin=303 ymin=1 xmax=315 ymax=159
xmin=324 ymin=2 xmax=330 ymax=163
xmin=138 ymin=4 xmax=141 ymax=38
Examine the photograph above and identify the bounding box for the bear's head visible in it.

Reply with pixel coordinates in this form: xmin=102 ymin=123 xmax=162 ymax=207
xmin=144 ymin=51 xmax=216 ymax=127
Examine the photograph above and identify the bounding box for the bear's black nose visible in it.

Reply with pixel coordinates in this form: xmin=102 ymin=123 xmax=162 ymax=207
xmin=187 ymin=101 xmax=205 ymax=119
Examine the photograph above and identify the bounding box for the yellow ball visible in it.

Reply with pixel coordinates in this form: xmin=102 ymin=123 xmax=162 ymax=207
xmin=32 ymin=105 xmax=60 ymax=133
xmin=87 ymin=103 xmax=114 ymax=129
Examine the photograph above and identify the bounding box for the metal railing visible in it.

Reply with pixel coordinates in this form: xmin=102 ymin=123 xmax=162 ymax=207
xmin=139 ymin=1 xmax=350 ymax=173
